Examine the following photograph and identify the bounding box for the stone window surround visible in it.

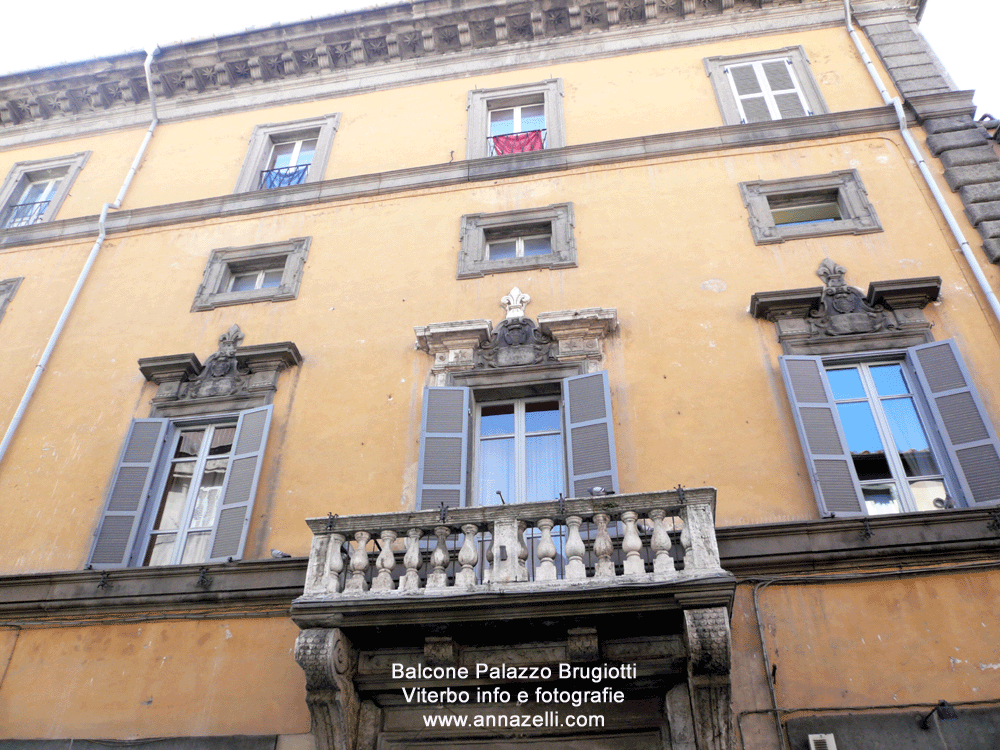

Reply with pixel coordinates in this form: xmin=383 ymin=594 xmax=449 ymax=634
xmin=0 ymin=152 xmax=90 ymax=229
xmin=191 ymin=237 xmax=310 ymax=312
xmin=703 ymin=46 xmax=828 ymax=127
xmin=0 ymin=276 xmax=23 ymax=324
xmin=458 ymin=203 xmax=576 ymax=279
xmin=739 ymin=170 xmax=882 ymax=245
xmin=233 ymin=114 xmax=341 ymax=193
xmin=466 ymin=79 xmax=566 ymax=160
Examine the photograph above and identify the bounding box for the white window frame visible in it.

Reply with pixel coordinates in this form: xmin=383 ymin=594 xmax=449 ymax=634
xmin=228 ymin=267 xmax=284 ymax=293
xmin=234 ymin=114 xmax=340 ymax=193
xmin=466 ymin=80 xmax=565 ymax=160
xmin=704 ymin=47 xmax=828 ymax=126
xmin=486 ymin=231 xmax=552 ymax=261
xmin=724 ymin=58 xmax=811 ymax=124
xmin=0 ymin=152 xmax=90 ymax=230
xmin=474 ymin=394 xmax=566 ymax=507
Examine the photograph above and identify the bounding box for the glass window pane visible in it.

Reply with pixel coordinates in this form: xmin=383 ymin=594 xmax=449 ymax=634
xmin=910 ymin=479 xmax=949 ymax=512
xmin=480 ymin=404 xmax=515 ymax=436
xmin=230 ymin=273 xmax=258 ymax=292
xmin=525 ymin=401 xmax=560 ymax=433
xmin=144 ymin=534 xmax=176 ymax=566
xmin=837 ymin=402 xmax=891 ymax=480
xmin=209 ymin=425 xmax=236 ymax=455
xmin=870 ymin=364 xmax=908 ymax=397
xmin=489 ymin=109 xmax=515 ymax=136
xmin=180 ymin=531 xmax=212 ymax=564
xmin=20 ymin=181 xmax=49 ymax=204
xmin=189 ymin=458 xmax=227 ymax=529
xmin=520 ymin=104 xmax=545 ymax=132
xmin=521 ymin=236 xmax=552 ymax=257
xmin=827 ymin=368 xmax=865 ymax=400
xmin=862 ymin=483 xmax=902 ymax=515
xmin=297 ymin=139 xmax=318 ymax=165
xmin=479 ymin=437 xmax=513 ymax=505
xmin=269 ymin=142 xmax=295 ymax=169
xmin=488 ymin=240 xmax=516 ymax=260
xmin=261 ymin=269 xmax=284 ymax=288
xmin=154 ymin=464 xmax=193 ymax=530
xmin=174 ymin=429 xmax=205 ymax=458
xmin=881 ymin=398 xmax=938 ymax=476
xmin=525 ymin=434 xmax=564 ymax=503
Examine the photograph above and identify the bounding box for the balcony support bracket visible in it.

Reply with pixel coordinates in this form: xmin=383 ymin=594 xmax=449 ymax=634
xmin=683 ymin=607 xmax=734 ymax=750
xmin=295 ymin=628 xmax=366 ymax=750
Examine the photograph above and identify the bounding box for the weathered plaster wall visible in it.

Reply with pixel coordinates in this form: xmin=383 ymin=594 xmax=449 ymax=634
xmin=0 ymin=618 xmax=309 ymax=739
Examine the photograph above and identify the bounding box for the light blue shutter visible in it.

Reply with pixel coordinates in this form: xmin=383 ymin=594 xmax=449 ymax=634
xmin=908 ymin=340 xmax=1000 ymax=507
xmin=564 ymin=371 xmax=619 ymax=498
xmin=779 ymin=356 xmax=864 ymax=517
xmin=416 ymin=387 xmax=470 ymax=510
xmin=206 ymin=405 xmax=273 ymax=562
xmin=89 ymin=419 xmax=170 ymax=568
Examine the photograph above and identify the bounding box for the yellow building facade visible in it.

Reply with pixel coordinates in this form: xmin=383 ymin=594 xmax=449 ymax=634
xmin=0 ymin=0 xmax=999 ymax=748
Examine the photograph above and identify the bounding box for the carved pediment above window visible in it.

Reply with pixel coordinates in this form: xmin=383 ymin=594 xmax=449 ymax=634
xmin=138 ymin=324 xmax=302 ymax=415
xmin=415 ymin=288 xmax=617 ymax=381
xmin=750 ymin=259 xmax=941 ymax=355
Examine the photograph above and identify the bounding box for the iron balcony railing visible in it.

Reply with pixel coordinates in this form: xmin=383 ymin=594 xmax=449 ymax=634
xmin=258 ymin=164 xmax=310 ymax=190
xmin=487 ymin=129 xmax=547 ymax=157
xmin=301 ymin=488 xmax=722 ymax=598
xmin=2 ymin=200 xmax=50 ymax=229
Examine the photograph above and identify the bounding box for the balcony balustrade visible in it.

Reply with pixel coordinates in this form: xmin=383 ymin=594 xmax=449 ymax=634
xmin=258 ymin=164 xmax=310 ymax=189
xmin=487 ymin=129 xmax=547 ymax=156
xmin=2 ymin=200 xmax=50 ymax=228
xmin=301 ymin=488 xmax=721 ymax=599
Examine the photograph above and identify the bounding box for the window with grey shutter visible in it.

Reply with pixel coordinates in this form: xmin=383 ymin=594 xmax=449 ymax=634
xmin=563 ymin=371 xmax=619 ymax=498
xmin=724 ymin=59 xmax=809 ymax=124
xmin=88 ymin=419 xmax=170 ymax=568
xmin=417 ymin=387 xmax=471 ymax=510
xmin=908 ymin=340 xmax=1000 ymax=507
xmin=779 ymin=356 xmax=865 ymax=517
xmin=207 ymin=405 xmax=273 ymax=562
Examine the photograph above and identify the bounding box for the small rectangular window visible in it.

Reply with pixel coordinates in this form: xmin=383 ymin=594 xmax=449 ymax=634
xmin=739 ymin=171 xmax=881 ymax=244
xmin=458 ymin=204 xmax=575 ymax=278
xmin=192 ymin=237 xmax=310 ymax=311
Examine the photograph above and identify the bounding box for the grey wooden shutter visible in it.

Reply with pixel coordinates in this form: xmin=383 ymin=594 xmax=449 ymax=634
xmin=779 ymin=356 xmax=864 ymax=516
xmin=89 ymin=419 xmax=170 ymax=568
xmin=726 ymin=64 xmax=772 ymax=124
xmin=908 ymin=340 xmax=1000 ymax=506
xmin=564 ymin=371 xmax=619 ymax=498
xmin=417 ymin=387 xmax=470 ymax=510
xmin=207 ymin=405 xmax=273 ymax=562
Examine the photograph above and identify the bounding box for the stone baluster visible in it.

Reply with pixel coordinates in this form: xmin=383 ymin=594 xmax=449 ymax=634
xmin=681 ymin=501 xmax=722 ymax=572
xmin=517 ymin=521 xmax=530 ymax=581
xmin=593 ymin=512 xmax=615 ymax=578
xmin=565 ymin=515 xmax=586 ymax=580
xmin=536 ymin=518 xmax=558 ymax=581
xmin=344 ymin=531 xmax=371 ymax=593
xmin=427 ymin=526 xmax=451 ymax=589
xmin=649 ymin=509 xmax=675 ymax=575
xmin=372 ymin=529 xmax=398 ymax=591
xmin=304 ymin=532 xmax=329 ymax=596
xmin=400 ymin=528 xmax=423 ymax=591
xmin=483 ymin=534 xmax=494 ymax=584
xmin=621 ymin=511 xmax=645 ymax=575
xmin=326 ymin=532 xmax=347 ymax=594
xmin=456 ymin=524 xmax=479 ymax=588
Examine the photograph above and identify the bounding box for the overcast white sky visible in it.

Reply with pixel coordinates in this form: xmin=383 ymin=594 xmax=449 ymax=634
xmin=1 ymin=0 xmax=997 ymax=117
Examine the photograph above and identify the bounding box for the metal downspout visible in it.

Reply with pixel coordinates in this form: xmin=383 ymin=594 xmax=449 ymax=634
xmin=0 ymin=47 xmax=161 ymax=469
xmin=842 ymin=0 xmax=1000 ymax=328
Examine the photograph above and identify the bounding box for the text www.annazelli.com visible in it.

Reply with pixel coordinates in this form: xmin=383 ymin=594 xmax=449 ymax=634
xmin=422 ymin=712 xmax=605 ymax=729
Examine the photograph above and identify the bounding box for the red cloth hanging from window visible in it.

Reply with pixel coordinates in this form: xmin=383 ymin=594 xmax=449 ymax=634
xmin=491 ymin=130 xmax=545 ymax=155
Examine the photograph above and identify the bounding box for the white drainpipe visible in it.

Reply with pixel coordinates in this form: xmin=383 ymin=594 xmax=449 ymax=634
xmin=0 ymin=47 xmax=161 ymax=469
xmin=842 ymin=0 xmax=1000 ymax=327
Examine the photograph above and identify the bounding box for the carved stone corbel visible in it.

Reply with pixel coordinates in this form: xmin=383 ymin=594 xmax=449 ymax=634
xmin=294 ymin=628 xmax=361 ymax=750
xmin=683 ymin=607 xmax=734 ymax=750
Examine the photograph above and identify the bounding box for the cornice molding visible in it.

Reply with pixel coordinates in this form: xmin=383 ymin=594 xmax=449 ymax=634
xmin=0 ymin=104 xmax=914 ymax=252
xmin=0 ymin=0 xmax=919 ymax=144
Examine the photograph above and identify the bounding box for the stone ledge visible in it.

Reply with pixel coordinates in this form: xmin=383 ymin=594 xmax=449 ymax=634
xmin=0 ymin=106 xmax=912 ymax=252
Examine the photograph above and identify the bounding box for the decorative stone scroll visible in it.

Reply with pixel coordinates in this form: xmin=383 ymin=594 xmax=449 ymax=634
xmin=415 ymin=287 xmax=617 ymax=382
xmin=294 ymin=628 xmax=361 ymax=750
xmin=750 ymin=259 xmax=941 ymax=355
xmin=683 ymin=606 xmax=734 ymax=750
xmin=138 ymin=324 xmax=302 ymax=413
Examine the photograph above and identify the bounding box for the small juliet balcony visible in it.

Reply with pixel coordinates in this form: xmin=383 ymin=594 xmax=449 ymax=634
xmin=487 ymin=128 xmax=547 ymax=156
xmin=292 ymin=487 xmax=734 ymax=628
xmin=258 ymin=163 xmax=310 ymax=189
xmin=2 ymin=200 xmax=50 ymax=229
